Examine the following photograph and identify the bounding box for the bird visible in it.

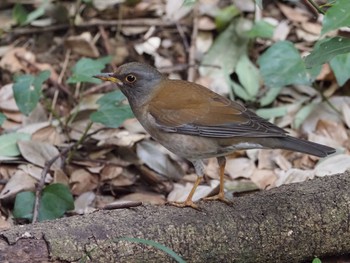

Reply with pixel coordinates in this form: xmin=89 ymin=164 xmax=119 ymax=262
xmin=94 ymin=62 xmax=336 ymax=209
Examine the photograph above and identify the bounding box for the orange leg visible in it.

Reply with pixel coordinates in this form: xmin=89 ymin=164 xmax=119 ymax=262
xmin=204 ymin=156 xmax=232 ymax=204
xmin=168 ymin=176 xmax=202 ymax=209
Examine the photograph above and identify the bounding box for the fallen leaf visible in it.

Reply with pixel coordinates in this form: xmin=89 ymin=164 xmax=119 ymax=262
xmin=70 ymin=169 xmax=98 ymax=195
xmin=65 ymin=32 xmax=100 ymax=58
xmin=18 ymin=164 xmax=52 ymax=183
xmin=314 ymin=154 xmax=350 ymax=177
xmin=0 ymin=170 xmax=36 ymax=199
xmin=119 ymin=192 xmax=166 ymax=205
xmin=225 ymin=157 xmax=256 ymax=179
xmin=74 ymin=191 xmax=96 ymax=214
xmin=18 ymin=140 xmax=61 ymax=169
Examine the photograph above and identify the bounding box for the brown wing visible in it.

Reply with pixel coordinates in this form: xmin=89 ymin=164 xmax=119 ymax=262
xmin=149 ymin=79 xmax=287 ymax=138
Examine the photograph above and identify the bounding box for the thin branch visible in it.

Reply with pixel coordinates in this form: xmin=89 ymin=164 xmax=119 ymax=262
xmin=32 ymin=147 xmax=71 ymax=223
xmin=303 ymin=0 xmax=325 ymax=15
xmin=32 ymin=121 xmax=94 ymax=223
xmin=187 ymin=4 xmax=199 ymax=82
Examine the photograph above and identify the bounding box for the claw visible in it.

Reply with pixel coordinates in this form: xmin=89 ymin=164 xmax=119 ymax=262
xmin=167 ymin=200 xmax=201 ymax=210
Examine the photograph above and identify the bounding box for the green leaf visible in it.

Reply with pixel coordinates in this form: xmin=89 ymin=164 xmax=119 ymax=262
xmin=312 ymin=257 xmax=322 ymax=263
xmin=329 ymin=52 xmax=350 ymax=86
xmin=120 ymin=238 xmax=186 ymax=263
xmin=322 ymin=0 xmax=350 ymax=34
xmin=13 ymin=4 xmax=28 ymax=25
xmin=293 ymin=103 xmax=317 ymax=129
xmin=13 ymin=70 xmax=50 ymax=115
xmin=259 ymin=86 xmax=283 ymax=106
xmin=258 ymin=41 xmax=309 ymax=88
xmin=13 ymin=191 xmax=35 ymax=220
xmin=0 ymin=132 xmax=31 ymax=157
xmin=0 ymin=113 xmax=6 ymax=126
xmin=247 ymin=20 xmax=274 ymax=39
xmin=39 ymin=183 xmax=74 ymax=221
xmin=67 ymin=56 xmax=112 ymax=84
xmin=199 ymin=19 xmax=250 ymax=99
xmin=254 ymin=0 xmax=262 ymax=9
xmin=90 ymin=91 xmax=134 ymax=128
xmin=235 ymin=54 xmax=260 ymax=99
xmin=256 ymin=106 xmax=288 ymax=119
xmin=215 ymin=5 xmax=240 ymax=31
xmin=24 ymin=4 xmax=45 ymax=25
xmin=305 ymin=37 xmax=350 ymax=68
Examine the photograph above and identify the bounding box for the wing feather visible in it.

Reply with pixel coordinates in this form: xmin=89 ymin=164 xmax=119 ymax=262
xmin=149 ymin=80 xmax=287 ymax=138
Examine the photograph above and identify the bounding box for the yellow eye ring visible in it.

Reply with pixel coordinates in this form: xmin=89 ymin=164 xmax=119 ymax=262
xmin=125 ymin=74 xmax=136 ymax=83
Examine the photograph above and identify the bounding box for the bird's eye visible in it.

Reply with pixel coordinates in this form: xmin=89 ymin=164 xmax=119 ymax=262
xmin=125 ymin=74 xmax=136 ymax=83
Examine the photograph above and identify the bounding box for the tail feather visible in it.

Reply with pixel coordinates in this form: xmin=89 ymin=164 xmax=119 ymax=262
xmin=277 ymin=136 xmax=336 ymax=157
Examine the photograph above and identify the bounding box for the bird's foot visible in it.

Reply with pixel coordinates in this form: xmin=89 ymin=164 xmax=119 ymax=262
xmin=203 ymin=192 xmax=233 ymax=205
xmin=167 ymin=200 xmax=200 ymax=210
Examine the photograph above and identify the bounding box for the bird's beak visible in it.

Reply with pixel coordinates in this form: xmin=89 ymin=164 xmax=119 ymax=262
xmin=94 ymin=73 xmax=122 ymax=85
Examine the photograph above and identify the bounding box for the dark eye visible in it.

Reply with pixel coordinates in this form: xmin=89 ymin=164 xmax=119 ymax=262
xmin=125 ymin=74 xmax=136 ymax=83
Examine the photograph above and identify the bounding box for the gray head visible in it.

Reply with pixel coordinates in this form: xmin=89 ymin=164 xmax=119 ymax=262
xmin=94 ymin=62 xmax=165 ymax=106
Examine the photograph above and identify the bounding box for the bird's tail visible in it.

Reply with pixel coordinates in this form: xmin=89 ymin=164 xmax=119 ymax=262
xmin=277 ymin=136 xmax=336 ymax=157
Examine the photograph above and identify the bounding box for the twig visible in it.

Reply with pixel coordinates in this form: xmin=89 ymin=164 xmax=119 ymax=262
xmin=58 ymin=49 xmax=71 ymax=84
xmin=32 ymin=121 xmax=95 ymax=223
xmin=175 ymin=22 xmax=190 ymax=53
xmin=32 ymin=147 xmax=71 ymax=223
xmin=66 ymin=121 xmax=94 ymax=163
xmin=187 ymin=4 xmax=199 ymax=82
xmin=303 ymin=0 xmax=325 ymax=15
xmin=9 ymin=19 xmax=184 ymax=38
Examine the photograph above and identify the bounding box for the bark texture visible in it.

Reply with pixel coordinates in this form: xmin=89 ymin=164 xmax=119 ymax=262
xmin=1 ymin=172 xmax=350 ymax=263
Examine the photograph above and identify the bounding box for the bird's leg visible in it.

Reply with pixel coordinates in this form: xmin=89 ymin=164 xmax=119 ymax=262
xmin=168 ymin=160 xmax=204 ymax=209
xmin=204 ymin=156 xmax=232 ymax=204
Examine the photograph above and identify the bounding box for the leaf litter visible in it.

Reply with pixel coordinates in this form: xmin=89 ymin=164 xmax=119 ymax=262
xmin=0 ymin=0 xmax=348 ymax=228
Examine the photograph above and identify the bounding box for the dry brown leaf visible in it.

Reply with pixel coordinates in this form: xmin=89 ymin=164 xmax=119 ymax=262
xmin=3 ymin=111 xmax=23 ymax=123
xmin=196 ymin=31 xmax=213 ymax=55
xmin=18 ymin=140 xmax=61 ymax=169
xmin=316 ymin=119 xmax=348 ymax=145
xmin=225 ymin=157 xmax=256 ymax=179
xmin=18 ymin=164 xmax=52 ymax=183
xmin=54 ymin=168 xmax=69 ymax=185
xmin=278 ymin=3 xmax=310 ymax=23
xmin=70 ymin=169 xmax=98 ymax=195
xmin=301 ymin=21 xmax=322 ymax=35
xmin=257 ymin=149 xmax=275 ymax=170
xmin=316 ymin=64 xmax=333 ymax=81
xmin=65 ymin=32 xmax=100 ymax=58
xmin=301 ymin=97 xmax=347 ymax=133
xmin=296 ymin=29 xmax=319 ymax=42
xmin=134 ymin=37 xmax=161 ymax=56
xmin=73 ymin=191 xmax=96 ymax=214
xmin=314 ymin=154 xmax=350 ymax=177
xmin=0 ymin=211 xmax=11 ymax=231
xmin=0 ymin=47 xmax=35 ymax=73
xmin=109 ymin=169 xmax=136 ymax=187
xmin=136 ymin=140 xmax=184 ymax=180
xmin=342 ymin=103 xmax=350 ymax=128
xmin=32 ymin=125 xmax=65 ymax=145
xmin=274 ymin=168 xmax=314 ymax=187
xmin=119 ymin=192 xmax=166 ymax=205
xmin=205 ymin=157 xmax=219 ymax=179
xmin=0 ymin=84 xmax=19 ymax=111
xmin=0 ymin=170 xmax=37 ymax=199
xmin=100 ymin=165 xmax=123 ymax=181
xmin=273 ymin=20 xmax=290 ymax=41
xmin=167 ymin=181 xmax=218 ymax=202
xmin=198 ymin=16 xmax=216 ymax=31
xmin=165 ymin=0 xmax=192 ymax=21
xmin=95 ymin=130 xmax=146 ymax=147
xmin=272 ymin=154 xmax=292 ymax=171
xmin=251 ymin=169 xmax=277 ymax=189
